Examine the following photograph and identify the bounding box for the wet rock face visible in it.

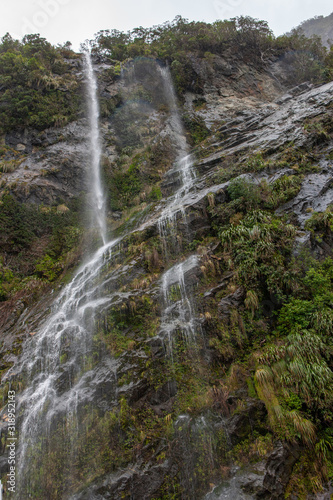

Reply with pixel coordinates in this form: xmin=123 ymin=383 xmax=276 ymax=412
xmin=224 ymin=398 xmax=267 ymax=446
xmin=70 ymin=461 xmax=177 ymax=500
xmin=261 ymin=442 xmax=301 ymax=499
xmin=185 ymin=56 xmax=283 ymax=126
xmin=234 ymin=442 xmax=301 ymax=499
xmin=219 ymin=288 xmax=245 ymax=318
xmin=197 ymin=81 xmax=333 ymax=167
xmin=1 ymin=120 xmax=90 ymax=204
xmin=2 ymin=54 xmax=333 ymax=500
xmin=277 ymin=163 xmax=333 ymax=226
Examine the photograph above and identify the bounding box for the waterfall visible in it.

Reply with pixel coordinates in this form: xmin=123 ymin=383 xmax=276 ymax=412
xmin=84 ymin=51 xmax=107 ymax=245
xmin=5 ymin=58 xmax=206 ymax=498
xmin=158 ymin=66 xmax=195 ymax=197
xmin=157 ymin=66 xmax=200 ymax=354
xmin=14 ymin=240 xmax=119 ymax=497
xmin=160 ymin=255 xmax=198 ymax=357
xmin=158 ymin=66 xmax=188 ymax=159
xmin=13 ymin=53 xmax=114 ymax=498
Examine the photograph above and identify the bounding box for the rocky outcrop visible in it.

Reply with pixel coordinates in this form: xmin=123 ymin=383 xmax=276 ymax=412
xmin=224 ymin=398 xmax=267 ymax=445
xmin=229 ymin=442 xmax=301 ymax=499
xmin=261 ymin=441 xmax=301 ymax=499
xmin=1 ymin=121 xmax=90 ymax=204
xmin=196 ymin=81 xmax=333 ymax=168
xmin=277 ymin=163 xmax=333 ymax=226
xmin=185 ymin=55 xmax=283 ymax=127
xmin=70 ymin=461 xmax=177 ymax=500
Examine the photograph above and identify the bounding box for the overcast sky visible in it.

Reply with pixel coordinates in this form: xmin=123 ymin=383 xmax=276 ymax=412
xmin=1 ymin=0 xmax=332 ymax=51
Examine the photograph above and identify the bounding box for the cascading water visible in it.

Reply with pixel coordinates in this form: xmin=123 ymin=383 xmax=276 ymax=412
xmin=2 ymin=56 xmax=226 ymax=499
xmin=13 ymin=52 xmax=114 ymax=498
xmin=84 ymin=51 xmax=107 ymax=245
xmin=204 ymin=476 xmax=253 ymax=500
xmin=158 ymin=66 xmax=196 ymax=218
xmin=160 ymin=255 xmax=198 ymax=356
xmin=156 ymin=67 xmax=255 ymax=500
xmin=157 ymin=66 xmax=200 ymax=354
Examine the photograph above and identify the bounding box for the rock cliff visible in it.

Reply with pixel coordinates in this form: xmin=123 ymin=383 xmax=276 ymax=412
xmin=0 ymin=20 xmax=333 ymax=499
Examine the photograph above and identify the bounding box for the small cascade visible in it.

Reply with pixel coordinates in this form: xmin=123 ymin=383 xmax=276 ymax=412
xmin=160 ymin=255 xmax=198 ymax=355
xmin=204 ymin=476 xmax=253 ymax=500
xmin=84 ymin=51 xmax=107 ymax=244
xmin=158 ymin=66 xmax=196 ymax=217
xmin=173 ymin=414 xmax=219 ymax=498
xmin=158 ymin=65 xmax=188 ymax=158
xmin=157 ymin=65 xmax=200 ymax=354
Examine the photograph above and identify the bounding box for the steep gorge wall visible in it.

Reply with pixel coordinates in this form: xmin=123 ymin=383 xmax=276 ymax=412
xmin=0 ymin=44 xmax=333 ymax=499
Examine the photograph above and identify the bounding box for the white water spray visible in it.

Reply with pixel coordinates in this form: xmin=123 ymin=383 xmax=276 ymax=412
xmin=158 ymin=66 xmax=195 ymax=193
xmin=14 ymin=239 xmax=119 ymax=497
xmin=84 ymin=51 xmax=107 ymax=244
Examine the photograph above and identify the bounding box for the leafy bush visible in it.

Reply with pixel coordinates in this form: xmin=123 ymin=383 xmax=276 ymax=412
xmin=255 ymin=260 xmax=333 ymax=478
xmin=0 ymin=33 xmax=80 ymax=133
xmin=219 ymin=210 xmax=296 ymax=295
xmin=0 ymin=195 xmax=83 ymax=298
xmin=227 ymin=177 xmax=261 ymax=209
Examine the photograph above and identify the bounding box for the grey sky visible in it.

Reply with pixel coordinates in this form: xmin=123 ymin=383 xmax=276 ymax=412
xmin=1 ymin=0 xmax=332 ymax=51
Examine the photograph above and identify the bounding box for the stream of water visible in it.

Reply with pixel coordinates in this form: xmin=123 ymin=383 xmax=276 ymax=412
xmin=84 ymin=51 xmax=107 ymax=245
xmin=14 ymin=51 xmax=112 ymax=498
xmin=157 ymin=66 xmax=200 ymax=355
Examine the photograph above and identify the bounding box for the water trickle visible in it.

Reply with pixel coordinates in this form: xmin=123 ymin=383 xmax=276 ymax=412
xmin=160 ymin=255 xmax=198 ymax=355
xmin=158 ymin=65 xmax=196 ymax=193
xmin=84 ymin=51 xmax=107 ymax=245
xmin=204 ymin=475 xmax=254 ymax=500
xmin=159 ymin=66 xmax=188 ymax=157
xmin=157 ymin=66 xmax=196 ymax=257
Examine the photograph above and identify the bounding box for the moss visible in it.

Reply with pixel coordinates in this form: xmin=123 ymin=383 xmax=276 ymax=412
xmin=285 ymin=451 xmax=329 ymax=498
xmin=183 ymin=114 xmax=210 ymax=145
xmin=105 ymin=139 xmax=173 ymax=211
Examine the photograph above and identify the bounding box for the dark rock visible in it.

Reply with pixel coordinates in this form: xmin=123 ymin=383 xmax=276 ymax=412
xmin=70 ymin=460 xmax=177 ymax=500
xmin=147 ymin=337 xmax=165 ymax=358
xmin=261 ymin=441 xmax=301 ymax=499
xmin=219 ymin=288 xmax=245 ymax=316
xmin=204 ymin=272 xmax=234 ymax=298
xmin=119 ymin=378 xmax=150 ymax=405
xmin=149 ymin=380 xmax=177 ymax=405
xmin=225 ymin=399 xmax=267 ymax=445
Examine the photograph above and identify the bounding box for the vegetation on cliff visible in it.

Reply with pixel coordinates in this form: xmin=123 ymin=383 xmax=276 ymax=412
xmin=89 ymin=15 xmax=333 ymax=92
xmin=0 ymin=34 xmax=81 ymax=133
xmin=297 ymin=11 xmax=333 ymax=48
xmin=1 ymin=14 xmax=333 ymax=500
